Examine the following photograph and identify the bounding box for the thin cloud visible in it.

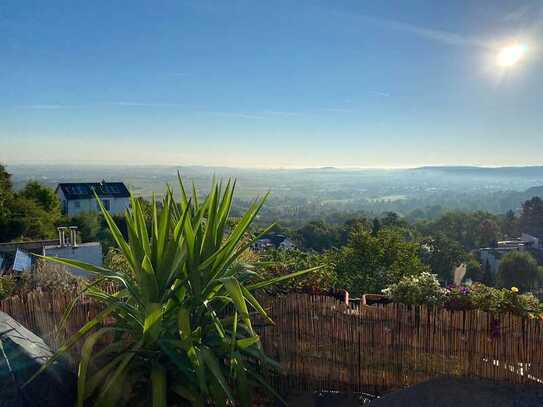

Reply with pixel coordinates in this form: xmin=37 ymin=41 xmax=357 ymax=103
xmin=10 ymin=101 xmax=304 ymax=120
xmin=107 ymin=101 xmax=186 ymax=108
xmin=260 ymin=110 xmax=303 ymax=117
xmin=328 ymin=9 xmax=497 ymax=50
xmin=203 ymin=110 xmax=304 ymax=119
xmin=206 ymin=111 xmax=266 ymax=120
xmin=503 ymin=3 xmax=536 ymax=22
xmin=361 ymin=15 xmax=493 ymax=49
xmin=17 ymin=104 xmax=78 ymax=110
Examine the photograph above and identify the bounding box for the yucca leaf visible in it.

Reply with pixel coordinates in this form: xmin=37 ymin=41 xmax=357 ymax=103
xmin=151 ymin=362 xmax=168 ymax=407
xmin=24 ymin=305 xmax=114 ymax=387
xmin=171 ymin=383 xmax=204 ymax=407
xmin=246 ymin=266 xmax=321 ymax=290
xmin=77 ymin=327 xmax=117 ymax=407
xmin=143 ymin=302 xmax=163 ymax=344
xmin=201 ymin=347 xmax=234 ymax=403
xmin=221 ymin=277 xmax=253 ymax=335
xmin=94 ymin=191 xmax=136 ymax=270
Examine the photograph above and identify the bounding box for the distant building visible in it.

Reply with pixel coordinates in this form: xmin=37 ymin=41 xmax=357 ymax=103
xmin=252 ymin=233 xmax=296 ymax=251
xmin=479 ymin=237 xmax=535 ymax=275
xmin=56 ymin=181 xmax=130 ymax=217
xmin=521 ymin=233 xmax=543 ymax=250
xmin=0 ymin=239 xmax=59 ymax=273
xmin=279 ymin=238 xmax=296 ymax=251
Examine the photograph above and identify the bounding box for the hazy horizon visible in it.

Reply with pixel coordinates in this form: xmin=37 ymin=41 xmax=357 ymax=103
xmin=2 ymin=1 xmax=543 ymax=167
xmin=5 ymin=161 xmax=543 ymax=171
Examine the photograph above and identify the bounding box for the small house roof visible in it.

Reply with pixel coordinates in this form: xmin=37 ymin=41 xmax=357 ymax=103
xmin=56 ymin=181 xmax=130 ymax=200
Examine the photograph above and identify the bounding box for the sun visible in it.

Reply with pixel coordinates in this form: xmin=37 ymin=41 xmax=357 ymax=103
xmin=496 ymin=44 xmax=527 ymax=67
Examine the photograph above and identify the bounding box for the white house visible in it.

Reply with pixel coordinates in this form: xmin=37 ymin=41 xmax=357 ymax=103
xmin=56 ymin=181 xmax=130 ymax=216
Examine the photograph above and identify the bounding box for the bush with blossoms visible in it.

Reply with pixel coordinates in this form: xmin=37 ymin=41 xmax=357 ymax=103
xmin=382 ymin=272 xmax=447 ymax=306
xmin=383 ymin=272 xmax=543 ymax=318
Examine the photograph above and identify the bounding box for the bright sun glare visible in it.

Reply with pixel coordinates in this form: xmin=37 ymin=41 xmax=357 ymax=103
xmin=497 ymin=44 xmax=527 ymax=67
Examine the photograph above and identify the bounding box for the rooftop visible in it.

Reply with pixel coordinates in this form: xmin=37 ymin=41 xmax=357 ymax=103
xmin=56 ymin=181 xmax=129 ymax=200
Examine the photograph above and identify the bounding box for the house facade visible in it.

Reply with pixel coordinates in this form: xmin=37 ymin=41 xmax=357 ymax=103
xmin=56 ymin=181 xmax=130 ymax=216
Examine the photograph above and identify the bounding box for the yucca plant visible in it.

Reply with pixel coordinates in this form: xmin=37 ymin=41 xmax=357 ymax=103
xmin=29 ymin=177 xmax=316 ymax=406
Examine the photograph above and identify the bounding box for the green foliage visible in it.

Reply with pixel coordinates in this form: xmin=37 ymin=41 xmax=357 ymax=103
xmin=21 ymin=181 xmax=61 ymax=214
xmin=104 ymin=248 xmax=132 ymax=276
xmin=520 ymin=197 xmax=543 ymax=238
xmin=416 ymin=211 xmax=503 ymax=250
xmin=3 ymin=196 xmax=58 ymax=241
xmin=0 ymin=164 xmax=12 ymax=226
xmin=0 ymin=172 xmax=62 ymax=242
xmin=463 ymin=255 xmax=482 ymax=283
xmin=382 ymin=272 xmax=446 ymax=306
xmin=70 ymin=212 xmax=128 ymax=250
xmin=17 ymin=261 xmax=84 ymax=293
xmin=384 ymin=277 xmax=543 ymax=318
xmin=332 ymin=228 xmax=429 ymax=297
xmin=447 ymin=284 xmax=542 ymax=317
xmin=294 ymin=220 xmax=343 ymax=252
xmin=35 ymin=178 xmax=314 ymax=406
xmin=497 ymin=251 xmax=543 ymax=292
xmin=254 ymin=249 xmax=334 ymax=294
xmin=502 ymin=209 xmax=519 ymax=238
xmin=420 ymin=234 xmax=466 ymax=283
xmin=0 ymin=275 xmax=17 ymax=300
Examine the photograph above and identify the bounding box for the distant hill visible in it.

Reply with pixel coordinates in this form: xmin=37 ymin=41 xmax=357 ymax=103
xmin=412 ymin=166 xmax=543 ymax=178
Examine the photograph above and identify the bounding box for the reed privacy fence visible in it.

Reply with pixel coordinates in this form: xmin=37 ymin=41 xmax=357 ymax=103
xmin=2 ymin=291 xmax=543 ymax=395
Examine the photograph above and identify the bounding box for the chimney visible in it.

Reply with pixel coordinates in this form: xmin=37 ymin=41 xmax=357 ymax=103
xmin=69 ymin=226 xmax=78 ymax=248
xmin=57 ymin=227 xmax=67 ymax=247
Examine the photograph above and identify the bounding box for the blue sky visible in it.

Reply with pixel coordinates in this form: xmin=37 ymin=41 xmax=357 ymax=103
xmin=1 ymin=0 xmax=543 ymax=168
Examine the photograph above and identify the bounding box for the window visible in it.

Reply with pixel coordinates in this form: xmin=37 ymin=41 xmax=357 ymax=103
xmin=103 ymin=184 xmax=121 ymax=194
xmin=97 ymin=199 xmax=111 ymax=211
xmin=74 ymin=201 xmax=80 ymax=208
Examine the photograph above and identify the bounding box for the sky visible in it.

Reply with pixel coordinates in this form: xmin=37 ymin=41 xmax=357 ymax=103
xmin=1 ymin=0 xmax=543 ymax=168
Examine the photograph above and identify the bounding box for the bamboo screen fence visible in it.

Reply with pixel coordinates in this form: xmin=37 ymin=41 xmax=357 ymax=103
xmin=2 ymin=291 xmax=543 ymax=395
xmin=259 ymin=294 xmax=543 ymax=395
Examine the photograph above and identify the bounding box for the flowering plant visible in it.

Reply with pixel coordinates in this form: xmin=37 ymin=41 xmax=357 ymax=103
xmin=383 ymin=278 xmax=543 ymax=318
xmin=382 ymin=272 xmax=446 ymax=306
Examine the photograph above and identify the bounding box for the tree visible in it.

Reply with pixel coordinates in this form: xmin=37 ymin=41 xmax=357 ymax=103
xmin=478 ymin=219 xmax=500 ymax=247
xmin=0 ymin=164 xmax=12 ymax=233
xmin=497 ymin=251 xmax=542 ymax=292
xmin=0 ymin=174 xmax=62 ymax=242
xmin=420 ymin=234 xmax=466 ymax=284
xmin=3 ymin=196 xmax=57 ymax=241
xmin=332 ymin=228 xmax=428 ymax=296
xmin=20 ymin=181 xmax=60 ymax=214
xmin=294 ymin=221 xmax=341 ymax=252
xmin=371 ymin=218 xmax=381 ymax=237
xmin=520 ymin=197 xmax=543 ymax=238
xmin=463 ymin=254 xmax=482 ymax=283
xmin=417 ymin=211 xmax=503 ymax=250
xmin=502 ymin=209 xmax=519 ymax=238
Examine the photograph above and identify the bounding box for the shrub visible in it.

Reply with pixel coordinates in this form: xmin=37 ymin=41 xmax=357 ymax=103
xmin=254 ymin=249 xmax=334 ymax=295
xmin=0 ymin=275 xmax=16 ymax=300
xmin=17 ymin=261 xmax=84 ymax=293
xmin=382 ymin=272 xmax=446 ymax=306
xmin=383 ymin=277 xmax=543 ymax=318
